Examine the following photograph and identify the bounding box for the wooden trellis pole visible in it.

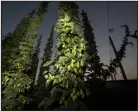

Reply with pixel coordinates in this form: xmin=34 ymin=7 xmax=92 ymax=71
xmin=109 ymin=36 xmax=127 ymax=80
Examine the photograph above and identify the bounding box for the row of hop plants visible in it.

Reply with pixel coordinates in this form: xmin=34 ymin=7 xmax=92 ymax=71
xmin=2 ymin=1 xmax=135 ymax=110
xmin=2 ymin=2 xmax=49 ymax=110
xmin=41 ymin=2 xmax=135 ymax=110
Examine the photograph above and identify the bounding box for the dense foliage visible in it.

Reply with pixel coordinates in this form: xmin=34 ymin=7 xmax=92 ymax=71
xmin=36 ymin=25 xmax=54 ymax=109
xmin=2 ymin=10 xmax=36 ymax=110
xmin=2 ymin=2 xmax=49 ymax=110
xmin=2 ymin=1 xmax=136 ymax=110
xmin=42 ymin=2 xmax=89 ymax=109
xmin=42 ymin=25 xmax=54 ymax=71
xmin=81 ymin=10 xmax=108 ymax=81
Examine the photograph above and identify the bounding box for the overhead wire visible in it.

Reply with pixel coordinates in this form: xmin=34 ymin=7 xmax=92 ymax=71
xmin=106 ymin=2 xmax=110 ymax=37
xmin=106 ymin=2 xmax=112 ymax=61
xmin=106 ymin=2 xmax=117 ymax=80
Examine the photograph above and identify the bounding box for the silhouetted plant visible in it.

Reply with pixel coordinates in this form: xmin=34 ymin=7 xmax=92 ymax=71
xmin=108 ymin=24 xmax=134 ymax=76
xmin=81 ymin=9 xmax=107 ymax=81
xmin=33 ymin=26 xmax=55 ymax=109
xmin=42 ymin=25 xmax=54 ymax=72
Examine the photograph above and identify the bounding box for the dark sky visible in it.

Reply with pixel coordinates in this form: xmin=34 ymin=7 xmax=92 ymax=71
xmin=2 ymin=1 xmax=137 ymax=80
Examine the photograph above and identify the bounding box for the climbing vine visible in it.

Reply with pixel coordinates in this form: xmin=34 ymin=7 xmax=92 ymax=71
xmin=108 ymin=25 xmax=134 ymax=77
xmin=81 ymin=9 xmax=106 ymax=81
xmin=2 ymin=2 xmax=49 ymax=110
xmin=2 ymin=1 xmax=136 ymax=110
xmin=43 ymin=2 xmax=89 ymax=109
xmin=42 ymin=25 xmax=54 ymax=71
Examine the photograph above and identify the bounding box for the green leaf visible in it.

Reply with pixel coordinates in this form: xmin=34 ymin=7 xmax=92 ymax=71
xmin=53 ymin=79 xmax=57 ymax=85
xmin=74 ymin=68 xmax=77 ymax=73
xmin=62 ymin=44 xmax=65 ymax=48
xmin=46 ymin=79 xmax=51 ymax=87
xmin=43 ymin=60 xmax=54 ymax=67
xmin=80 ymin=60 xmax=84 ymax=67
xmin=72 ymin=96 xmax=75 ymax=101
xmin=44 ymin=75 xmax=48 ymax=79
xmin=64 ymin=14 xmax=71 ymax=21
xmin=44 ymin=70 xmax=48 ymax=74
xmin=79 ymin=69 xmax=82 ymax=73
xmin=73 ymin=88 xmax=76 ymax=94
xmin=68 ymin=65 xmax=71 ymax=71
xmin=71 ymin=62 xmax=74 ymax=67
xmin=71 ymin=59 xmax=75 ymax=63
xmin=55 ymin=64 xmax=59 ymax=69
xmin=77 ymin=62 xmax=79 ymax=68
xmin=79 ymin=53 xmax=82 ymax=57
xmin=80 ymin=89 xmax=83 ymax=95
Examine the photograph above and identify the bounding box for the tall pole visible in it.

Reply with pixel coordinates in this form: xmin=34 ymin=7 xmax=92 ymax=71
xmin=109 ymin=36 xmax=127 ymax=80
xmin=34 ymin=59 xmax=42 ymax=85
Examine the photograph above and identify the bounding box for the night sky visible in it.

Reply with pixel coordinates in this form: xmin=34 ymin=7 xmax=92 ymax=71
xmin=2 ymin=1 xmax=137 ymax=80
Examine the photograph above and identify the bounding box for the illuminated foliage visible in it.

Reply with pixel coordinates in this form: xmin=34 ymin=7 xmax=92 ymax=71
xmin=2 ymin=1 xmax=136 ymax=110
xmin=43 ymin=2 xmax=89 ymax=109
xmin=2 ymin=10 xmax=35 ymax=73
xmin=40 ymin=25 xmax=54 ymax=84
xmin=2 ymin=2 xmax=49 ymax=110
xmin=2 ymin=11 xmax=36 ymax=110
